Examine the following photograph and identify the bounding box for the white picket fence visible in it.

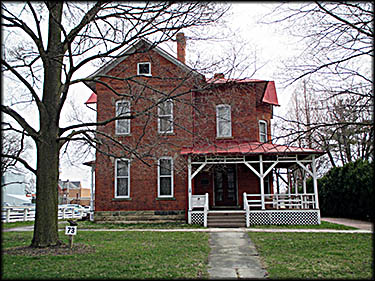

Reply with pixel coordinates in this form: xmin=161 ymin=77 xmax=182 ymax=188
xmin=1 ymin=206 xmax=84 ymax=223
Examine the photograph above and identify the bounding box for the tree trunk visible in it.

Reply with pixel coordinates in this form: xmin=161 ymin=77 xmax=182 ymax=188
xmin=31 ymin=2 xmax=63 ymax=248
xmin=31 ymin=138 xmax=60 ymax=247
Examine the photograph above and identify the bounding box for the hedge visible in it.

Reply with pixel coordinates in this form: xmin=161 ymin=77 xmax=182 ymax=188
xmin=307 ymin=159 xmax=374 ymax=220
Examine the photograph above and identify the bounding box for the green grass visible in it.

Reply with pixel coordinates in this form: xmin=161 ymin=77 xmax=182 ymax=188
xmin=2 ymin=231 xmax=210 ymax=279
xmin=1 ymin=220 xmax=35 ymax=229
xmin=248 ymin=232 xmax=373 ymax=279
xmin=250 ymin=220 xmax=357 ymax=230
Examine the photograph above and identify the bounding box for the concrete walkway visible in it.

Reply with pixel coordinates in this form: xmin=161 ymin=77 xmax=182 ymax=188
xmin=207 ymin=231 xmax=267 ymax=279
xmin=321 ymin=217 xmax=373 ymax=231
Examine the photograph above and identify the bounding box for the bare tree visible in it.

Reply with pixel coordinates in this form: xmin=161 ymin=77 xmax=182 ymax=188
xmin=274 ymin=80 xmax=373 ymax=174
xmin=265 ymin=2 xmax=373 ymax=168
xmin=1 ymin=123 xmax=33 ymax=176
xmin=1 ymin=2 xmax=229 ymax=248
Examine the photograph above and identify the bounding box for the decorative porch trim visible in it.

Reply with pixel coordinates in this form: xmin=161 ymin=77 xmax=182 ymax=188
xmin=248 ymin=209 xmax=320 ymax=225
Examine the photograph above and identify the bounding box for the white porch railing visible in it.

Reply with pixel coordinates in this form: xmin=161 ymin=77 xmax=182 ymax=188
xmin=1 ymin=206 xmax=84 ymax=223
xmin=243 ymin=192 xmax=250 ymax=227
xmin=189 ymin=193 xmax=209 ymax=226
xmin=243 ymin=192 xmax=320 ymax=225
xmin=244 ymin=193 xmax=317 ymax=211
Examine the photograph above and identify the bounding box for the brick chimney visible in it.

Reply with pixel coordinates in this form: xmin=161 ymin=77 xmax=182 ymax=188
xmin=176 ymin=32 xmax=186 ymax=64
xmin=214 ymin=73 xmax=225 ymax=79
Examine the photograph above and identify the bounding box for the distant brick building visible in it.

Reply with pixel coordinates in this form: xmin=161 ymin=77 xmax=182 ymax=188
xmin=85 ymin=33 xmax=324 ymax=226
xmin=58 ymin=180 xmax=90 ymax=206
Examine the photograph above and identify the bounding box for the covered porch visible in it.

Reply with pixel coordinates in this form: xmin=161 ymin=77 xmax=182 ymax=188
xmin=181 ymin=142 xmax=324 ymax=227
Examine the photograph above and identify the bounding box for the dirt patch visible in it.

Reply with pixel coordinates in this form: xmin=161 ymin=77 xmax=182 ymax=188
xmin=3 ymin=243 xmax=95 ymax=256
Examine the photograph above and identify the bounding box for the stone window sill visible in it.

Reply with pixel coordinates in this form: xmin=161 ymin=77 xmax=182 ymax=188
xmin=112 ymin=197 xmax=132 ymax=201
xmin=156 ymin=197 xmax=176 ymax=201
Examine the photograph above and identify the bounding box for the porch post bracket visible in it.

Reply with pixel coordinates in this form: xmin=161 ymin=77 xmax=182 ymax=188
xmin=263 ymin=161 xmax=278 ymax=177
xmin=296 ymin=160 xmax=313 ymax=177
xmin=244 ymin=162 xmax=261 ymax=178
xmin=191 ymin=163 xmax=206 ymax=179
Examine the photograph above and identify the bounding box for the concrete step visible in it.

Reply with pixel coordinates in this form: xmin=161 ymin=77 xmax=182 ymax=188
xmin=207 ymin=212 xmax=246 ymax=227
xmin=207 ymin=222 xmax=246 ymax=228
xmin=208 ymin=217 xmax=245 ymax=222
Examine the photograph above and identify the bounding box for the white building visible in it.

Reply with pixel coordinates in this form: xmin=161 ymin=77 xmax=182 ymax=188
xmin=1 ymin=171 xmax=33 ymax=206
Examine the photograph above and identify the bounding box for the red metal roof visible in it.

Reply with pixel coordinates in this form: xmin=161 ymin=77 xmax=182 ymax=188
xmin=205 ymin=78 xmax=279 ymax=106
xmin=205 ymin=78 xmax=267 ymax=84
xmin=180 ymin=141 xmax=324 ymax=156
xmin=85 ymin=92 xmax=97 ymax=104
xmin=262 ymin=81 xmax=279 ymax=106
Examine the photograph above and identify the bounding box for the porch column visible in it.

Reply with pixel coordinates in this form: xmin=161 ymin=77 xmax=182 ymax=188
xmin=188 ymin=155 xmax=192 ymax=223
xmin=311 ymin=155 xmax=320 ymax=209
xmin=259 ymin=155 xmax=265 ymax=210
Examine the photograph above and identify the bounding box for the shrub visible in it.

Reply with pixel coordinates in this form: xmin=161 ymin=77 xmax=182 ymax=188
xmin=307 ymin=159 xmax=374 ymax=220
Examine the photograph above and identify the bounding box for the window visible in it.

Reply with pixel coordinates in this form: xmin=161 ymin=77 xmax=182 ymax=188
xmin=115 ymin=100 xmax=130 ymax=135
xmin=259 ymin=120 xmax=267 ymax=142
xmin=216 ymin=104 xmax=232 ymax=138
xmin=158 ymin=157 xmax=173 ymax=197
xmin=115 ymin=159 xmax=130 ymax=198
xmin=158 ymin=99 xmax=173 ymax=133
xmin=137 ymin=62 xmax=151 ymax=76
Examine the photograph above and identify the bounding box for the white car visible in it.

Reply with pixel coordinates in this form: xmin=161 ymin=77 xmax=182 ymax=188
xmin=59 ymin=204 xmax=86 ymax=217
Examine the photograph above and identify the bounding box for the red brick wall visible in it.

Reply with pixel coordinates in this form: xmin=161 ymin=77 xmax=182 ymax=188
xmin=95 ymin=46 xmax=197 ymax=213
xmin=193 ymin=83 xmax=273 ymax=145
xmin=94 ymin=45 xmax=275 ymax=213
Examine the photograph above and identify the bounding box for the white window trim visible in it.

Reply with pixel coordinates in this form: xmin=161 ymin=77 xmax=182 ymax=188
xmin=157 ymin=157 xmax=174 ymax=198
xmin=259 ymin=120 xmax=268 ymax=142
xmin=137 ymin=62 xmax=151 ymax=76
xmin=158 ymin=99 xmax=174 ymax=134
xmin=115 ymin=100 xmax=131 ymax=135
xmin=114 ymin=158 xmax=130 ymax=198
xmin=216 ymin=104 xmax=232 ymax=138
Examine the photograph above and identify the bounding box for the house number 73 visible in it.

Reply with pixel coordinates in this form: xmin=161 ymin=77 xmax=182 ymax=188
xmin=65 ymin=226 xmax=77 ymax=236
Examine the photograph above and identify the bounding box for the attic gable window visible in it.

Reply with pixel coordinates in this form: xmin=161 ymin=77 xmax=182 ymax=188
xmin=137 ymin=62 xmax=151 ymax=76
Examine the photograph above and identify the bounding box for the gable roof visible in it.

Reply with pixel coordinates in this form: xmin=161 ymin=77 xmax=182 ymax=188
xmin=83 ymin=38 xmax=204 ymax=93
xmin=205 ymin=77 xmax=279 ymax=106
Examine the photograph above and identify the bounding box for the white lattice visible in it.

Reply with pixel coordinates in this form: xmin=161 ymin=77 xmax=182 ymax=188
xmin=248 ymin=210 xmax=320 ymax=225
xmin=191 ymin=212 xmax=204 ymax=225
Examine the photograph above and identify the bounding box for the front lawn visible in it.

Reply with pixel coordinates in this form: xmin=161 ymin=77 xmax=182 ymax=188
xmin=248 ymin=232 xmax=373 ymax=279
xmin=2 ymin=231 xmax=210 ymax=279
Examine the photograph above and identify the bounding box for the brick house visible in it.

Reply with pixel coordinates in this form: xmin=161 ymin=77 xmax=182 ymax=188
xmin=58 ymin=180 xmax=91 ymax=206
xmin=84 ymin=33 xmax=324 ymax=226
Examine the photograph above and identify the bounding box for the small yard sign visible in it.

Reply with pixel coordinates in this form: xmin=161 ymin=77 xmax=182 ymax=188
xmin=65 ymin=226 xmax=77 ymax=235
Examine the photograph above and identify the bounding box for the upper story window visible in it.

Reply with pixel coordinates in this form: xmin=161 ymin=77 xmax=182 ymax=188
xmin=216 ymin=104 xmax=232 ymax=138
xmin=158 ymin=99 xmax=173 ymax=134
xmin=115 ymin=159 xmax=130 ymax=198
xmin=158 ymin=157 xmax=173 ymax=197
xmin=259 ymin=120 xmax=267 ymax=142
xmin=137 ymin=62 xmax=151 ymax=76
xmin=115 ymin=100 xmax=130 ymax=135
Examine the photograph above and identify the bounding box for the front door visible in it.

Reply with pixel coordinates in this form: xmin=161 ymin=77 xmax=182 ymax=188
xmin=213 ymin=165 xmax=237 ymax=207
